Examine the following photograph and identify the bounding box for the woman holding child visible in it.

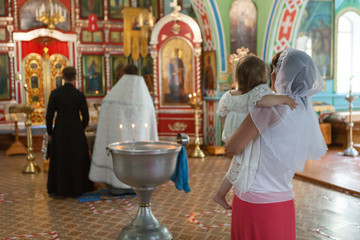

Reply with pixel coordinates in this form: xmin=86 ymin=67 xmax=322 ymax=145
xmin=218 ymin=47 xmax=327 ymax=239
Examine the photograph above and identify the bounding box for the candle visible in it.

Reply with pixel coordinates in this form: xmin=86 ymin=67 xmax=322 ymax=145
xmin=119 ymin=124 xmax=124 ymax=141
xmin=132 ymin=123 xmax=135 ymax=141
xmin=139 ymin=13 xmax=143 ymax=27
xmin=145 ymin=123 xmax=148 ymax=141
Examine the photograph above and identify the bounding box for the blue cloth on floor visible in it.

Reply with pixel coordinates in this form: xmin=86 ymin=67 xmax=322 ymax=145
xmin=77 ymin=189 xmax=136 ymax=202
xmin=171 ymin=146 xmax=191 ymax=193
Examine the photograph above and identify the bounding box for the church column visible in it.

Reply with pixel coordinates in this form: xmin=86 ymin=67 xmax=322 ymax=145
xmin=76 ymin=52 xmax=82 ymax=90
xmin=105 ymin=53 xmax=110 ymax=92
xmin=150 ymin=48 xmax=158 ymax=114
xmin=9 ymin=51 xmax=15 ymax=100
xmin=75 ymin=25 xmax=82 ymax=90
xmin=194 ymin=43 xmax=201 ymax=96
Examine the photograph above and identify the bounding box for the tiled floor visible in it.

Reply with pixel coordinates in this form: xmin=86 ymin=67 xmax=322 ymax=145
xmin=1 ymin=148 xmax=360 ymax=240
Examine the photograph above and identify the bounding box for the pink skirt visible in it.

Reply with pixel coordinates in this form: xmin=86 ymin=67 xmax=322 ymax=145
xmin=231 ymin=195 xmax=296 ymax=240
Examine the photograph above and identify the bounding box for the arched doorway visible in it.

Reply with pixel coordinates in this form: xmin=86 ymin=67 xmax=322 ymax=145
xmin=23 ymin=51 xmax=69 ymax=123
xmin=13 ymin=30 xmax=76 ymax=125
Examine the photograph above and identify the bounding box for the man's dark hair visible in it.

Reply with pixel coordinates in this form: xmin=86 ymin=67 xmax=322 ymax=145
xmin=62 ymin=66 xmax=77 ymax=81
xmin=124 ymin=64 xmax=138 ymax=75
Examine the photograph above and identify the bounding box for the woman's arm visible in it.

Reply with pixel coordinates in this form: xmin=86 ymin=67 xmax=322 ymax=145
xmin=257 ymin=95 xmax=297 ymax=110
xmin=224 ymin=114 xmax=259 ymax=155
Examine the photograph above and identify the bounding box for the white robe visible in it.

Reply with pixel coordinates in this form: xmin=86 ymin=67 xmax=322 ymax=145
xmin=89 ymin=74 xmax=158 ymax=188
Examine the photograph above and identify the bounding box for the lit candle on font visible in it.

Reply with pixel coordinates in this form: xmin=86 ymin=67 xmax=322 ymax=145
xmin=145 ymin=123 xmax=148 ymax=141
xmin=119 ymin=124 xmax=124 ymax=141
xmin=132 ymin=123 xmax=135 ymax=141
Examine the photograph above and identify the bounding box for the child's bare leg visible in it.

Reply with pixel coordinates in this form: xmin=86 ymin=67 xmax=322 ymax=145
xmin=213 ymin=177 xmax=232 ymax=209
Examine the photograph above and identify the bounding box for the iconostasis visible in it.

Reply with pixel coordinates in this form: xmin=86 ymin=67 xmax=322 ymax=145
xmin=0 ymin=0 xmax=165 ymax=125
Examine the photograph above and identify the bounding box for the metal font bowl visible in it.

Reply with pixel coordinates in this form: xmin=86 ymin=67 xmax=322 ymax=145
xmin=108 ymin=141 xmax=182 ymax=189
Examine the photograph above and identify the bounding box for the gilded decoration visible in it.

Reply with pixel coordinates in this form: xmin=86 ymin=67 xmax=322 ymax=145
xmin=168 ymin=122 xmax=187 ymax=131
xmin=49 ymin=54 xmax=68 ymax=91
xmin=171 ymin=22 xmax=180 ymax=35
xmin=24 ymin=53 xmax=45 ymax=124
xmin=123 ymin=7 xmax=154 ymax=62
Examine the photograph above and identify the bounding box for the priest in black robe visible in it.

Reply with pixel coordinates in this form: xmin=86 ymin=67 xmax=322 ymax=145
xmin=46 ymin=66 xmax=94 ymax=198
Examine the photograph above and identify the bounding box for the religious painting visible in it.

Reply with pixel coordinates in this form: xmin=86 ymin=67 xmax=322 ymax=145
xmin=82 ymin=30 xmax=92 ymax=42
xmin=109 ymin=0 xmax=130 ymax=19
xmin=0 ymin=28 xmax=6 ymax=41
xmin=141 ymin=55 xmax=154 ymax=94
xmin=296 ymin=0 xmax=333 ymax=78
xmin=229 ymin=0 xmax=257 ymax=54
xmin=93 ymin=31 xmax=103 ymax=42
xmin=164 ymin=0 xmax=196 ymax=19
xmin=20 ymin=0 xmax=70 ymax=31
xmin=0 ymin=54 xmax=9 ymax=100
xmin=30 ymin=75 xmax=39 ymax=89
xmin=110 ymin=55 xmax=127 ymax=86
xmin=203 ymin=51 xmax=217 ymax=90
xmin=219 ymin=83 xmax=231 ymax=92
xmin=82 ymin=55 xmax=105 ymax=96
xmin=161 ymin=38 xmax=193 ymax=105
xmin=80 ymin=0 xmax=104 ymax=19
xmin=0 ymin=0 xmax=6 ymax=16
xmin=110 ymin=31 xmax=123 ymax=43
xmin=138 ymin=0 xmax=158 ymax=20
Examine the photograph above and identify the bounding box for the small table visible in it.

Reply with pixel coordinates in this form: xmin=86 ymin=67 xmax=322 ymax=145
xmin=324 ymin=111 xmax=360 ymax=147
xmin=5 ymin=114 xmax=28 ymax=156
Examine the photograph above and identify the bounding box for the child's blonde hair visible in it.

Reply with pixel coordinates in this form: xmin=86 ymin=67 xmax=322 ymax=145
xmin=235 ymin=55 xmax=269 ymax=93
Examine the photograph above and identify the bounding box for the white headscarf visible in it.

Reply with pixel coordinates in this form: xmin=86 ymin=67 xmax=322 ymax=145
xmin=275 ymin=47 xmax=324 ymax=108
xmin=249 ymin=47 xmax=327 ymax=172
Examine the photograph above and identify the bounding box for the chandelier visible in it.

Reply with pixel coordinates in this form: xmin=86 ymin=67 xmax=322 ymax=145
xmin=35 ymin=0 xmax=66 ymax=31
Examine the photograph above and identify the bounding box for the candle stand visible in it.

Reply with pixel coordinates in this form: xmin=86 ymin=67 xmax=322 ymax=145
xmin=9 ymin=105 xmax=41 ymax=173
xmin=343 ymin=92 xmax=358 ymax=157
xmin=188 ymin=94 xmax=205 ymax=158
xmin=5 ymin=114 xmax=28 ymax=156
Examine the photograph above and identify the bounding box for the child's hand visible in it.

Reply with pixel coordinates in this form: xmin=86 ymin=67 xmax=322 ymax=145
xmin=282 ymin=96 xmax=298 ymax=110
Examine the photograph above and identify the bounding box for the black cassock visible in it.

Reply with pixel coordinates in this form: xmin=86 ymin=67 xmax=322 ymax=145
xmin=46 ymin=83 xmax=93 ymax=197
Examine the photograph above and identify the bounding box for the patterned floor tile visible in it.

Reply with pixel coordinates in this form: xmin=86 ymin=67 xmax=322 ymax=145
xmin=1 ymin=150 xmax=360 ymax=239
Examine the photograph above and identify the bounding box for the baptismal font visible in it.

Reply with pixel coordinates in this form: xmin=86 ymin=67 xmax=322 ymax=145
xmin=108 ymin=135 xmax=189 ymax=239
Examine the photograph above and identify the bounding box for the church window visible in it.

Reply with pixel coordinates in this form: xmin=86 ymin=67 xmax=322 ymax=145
xmin=336 ymin=11 xmax=360 ymax=93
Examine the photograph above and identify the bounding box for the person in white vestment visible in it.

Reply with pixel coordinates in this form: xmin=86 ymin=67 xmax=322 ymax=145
xmin=89 ymin=64 xmax=158 ymax=194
